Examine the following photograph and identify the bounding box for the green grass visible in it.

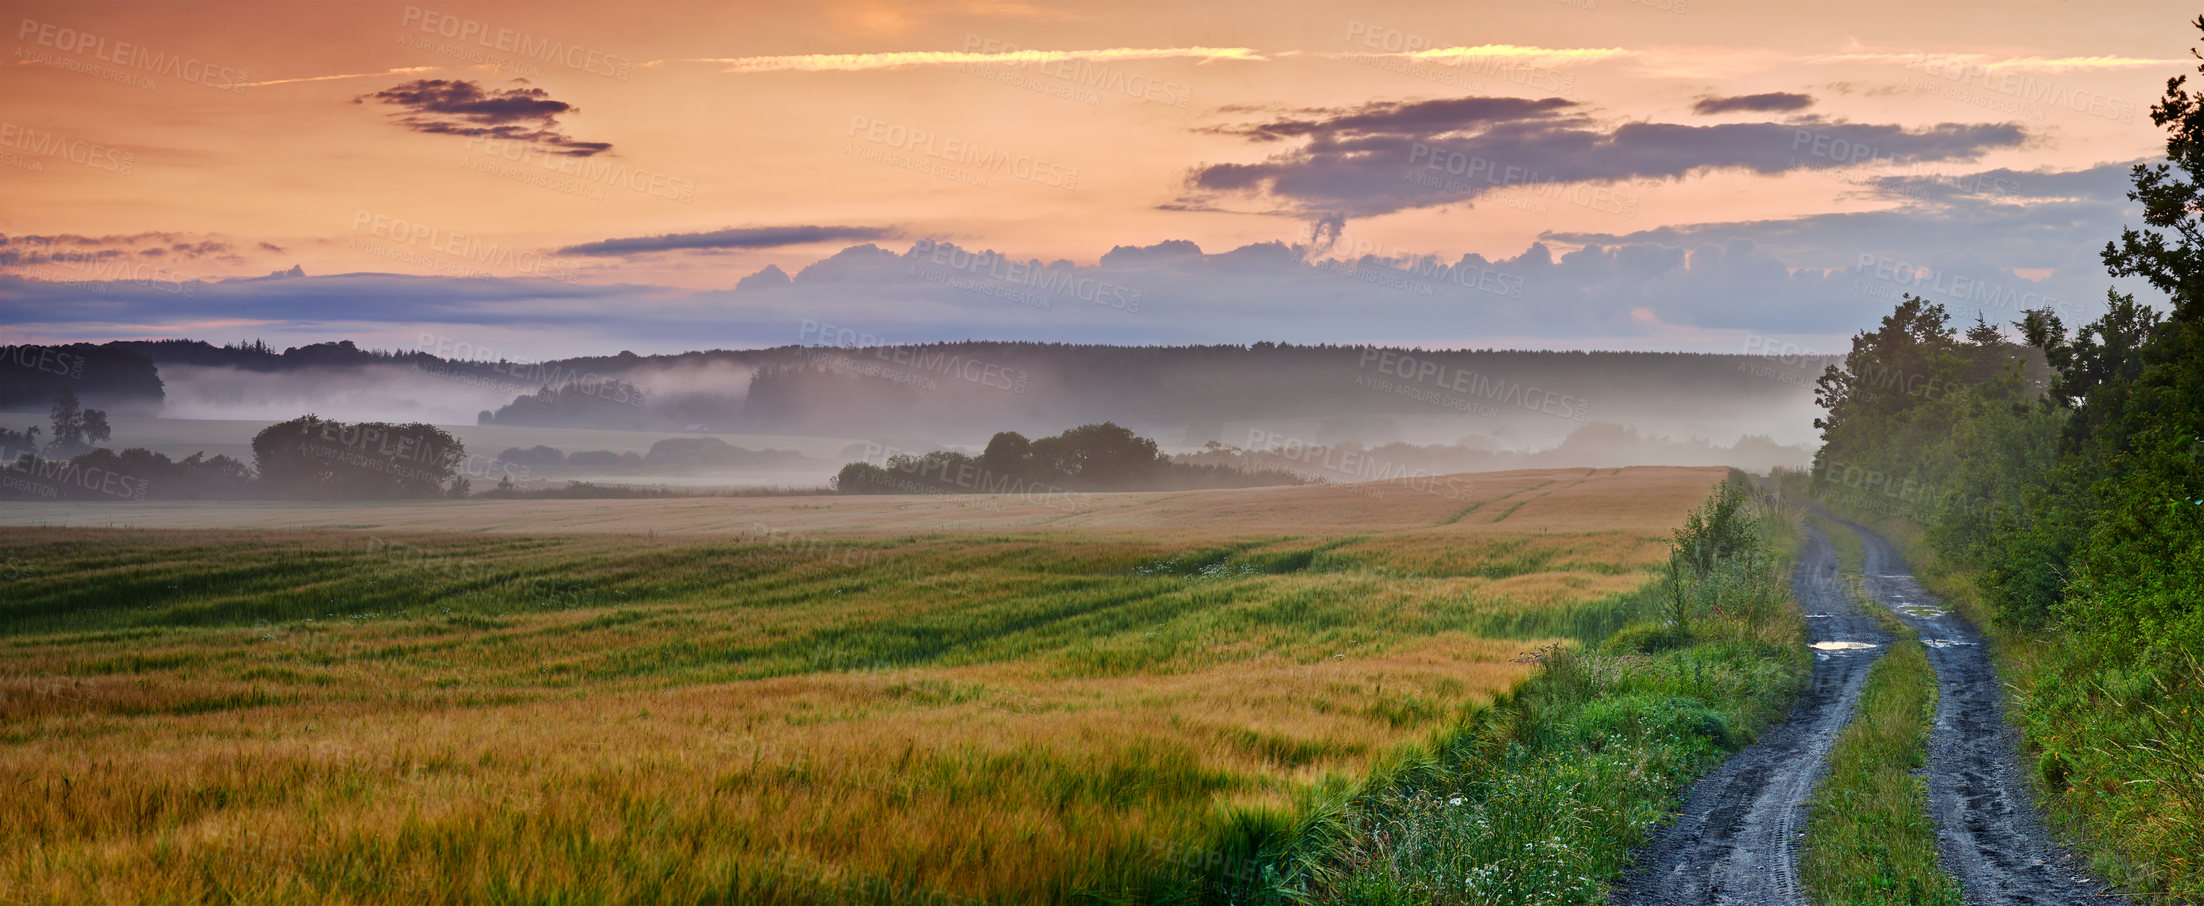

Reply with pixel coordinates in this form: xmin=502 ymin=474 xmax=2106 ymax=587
xmin=1291 ymin=478 xmax=1813 ymax=905
xmin=1822 ymin=507 xmax=2204 ymax=901
xmin=1799 ymin=514 xmax=1961 ymax=906
xmin=1321 ymin=632 xmax=1809 ymax=905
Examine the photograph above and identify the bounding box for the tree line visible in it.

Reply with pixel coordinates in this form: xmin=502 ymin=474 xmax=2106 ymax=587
xmin=1802 ymin=27 xmax=2203 ymax=898
xmin=834 ymin=422 xmax=1309 ymax=495
xmin=2 ymin=402 xmax=467 ymax=501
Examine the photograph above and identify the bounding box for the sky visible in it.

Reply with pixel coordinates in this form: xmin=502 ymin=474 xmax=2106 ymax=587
xmin=0 ymin=0 xmax=2190 ymax=360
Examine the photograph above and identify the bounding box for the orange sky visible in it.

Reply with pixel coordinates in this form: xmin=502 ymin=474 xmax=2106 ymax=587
xmin=0 ymin=0 xmax=2189 ymax=353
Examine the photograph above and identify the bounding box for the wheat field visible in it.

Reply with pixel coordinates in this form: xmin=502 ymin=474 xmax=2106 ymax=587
xmin=0 ymin=466 xmax=1722 ymax=904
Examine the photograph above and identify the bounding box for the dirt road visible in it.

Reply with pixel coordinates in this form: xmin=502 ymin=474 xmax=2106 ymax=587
xmin=1611 ymin=525 xmax=1889 ymax=906
xmin=1848 ymin=521 xmax=2132 ymax=905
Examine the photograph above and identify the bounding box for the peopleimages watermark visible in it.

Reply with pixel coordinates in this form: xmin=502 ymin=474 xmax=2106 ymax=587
xmin=2 ymin=237 xmax=195 ymax=295
xmin=1812 ymin=458 xmax=2007 ymax=524
xmin=349 ymin=210 xmax=581 ymax=283
xmin=957 ymin=34 xmax=1193 ymax=108
xmin=1902 ymin=53 xmax=2137 ymax=123
xmin=796 ymin=320 xmax=1032 ymax=394
xmin=1 ymin=344 xmax=86 ymax=379
xmin=1241 ymin=428 xmax=1471 ymax=499
xmin=846 ymin=116 xmax=1080 ymax=191
xmin=397 ymin=6 xmax=632 ymax=79
xmin=1147 ymin=837 xmax=1267 ymax=894
xmin=1314 ymin=233 xmax=1526 ymax=299
xmin=1406 ymin=143 xmax=1639 ymax=217
xmin=412 ymin=333 xmax=648 ymax=407
xmin=459 ymin=135 xmax=697 ymax=204
xmin=1736 ymin=334 xmax=1837 ymax=391
xmin=1344 ymin=21 xmax=1579 ymax=95
xmin=13 ymin=41 xmax=154 ymax=91
xmin=907 ymin=261 xmax=1054 ymax=311
xmin=1848 ymin=253 xmax=2082 ymax=322
xmin=0 ymin=120 xmax=133 ymax=175
xmin=293 ymin=418 xmax=528 ymax=486
xmin=907 ymin=239 xmax=1140 ymax=312
xmin=9 ymin=234 xmax=208 ymax=300
xmin=363 ymin=536 xmax=583 ymax=607
xmin=1789 ymin=129 xmax=2028 ymax=180
xmin=15 ymin=17 xmax=247 ymax=92
xmin=1735 ymin=333 xmax=1964 ymax=399
xmin=1788 ymin=148 xmax=2024 ymax=202
xmin=1357 ymin=349 xmax=1593 ymax=422
xmin=852 ymin=441 xmax=1082 ymax=512
xmin=2 ymin=444 xmax=151 ymax=501
xmin=747 ymin=523 xmax=890 ymax=570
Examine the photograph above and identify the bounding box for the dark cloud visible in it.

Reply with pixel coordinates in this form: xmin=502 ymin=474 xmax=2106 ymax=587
xmin=1184 ymin=95 xmax=2028 ymax=219
xmin=0 ymin=232 xmax=241 ymax=267
xmin=1856 ymin=160 xmax=2136 ymax=204
xmin=733 ymin=264 xmax=791 ymax=292
xmin=558 ymin=225 xmax=902 ymax=257
xmin=355 ymin=79 xmax=612 ymax=157
xmin=0 ymin=270 xmax=641 ymax=333
xmin=1549 ymin=161 xmax=2142 ymax=257
xmin=1692 ymin=92 xmax=1815 ymax=114
xmin=1198 ymin=96 xmax=1578 ymax=143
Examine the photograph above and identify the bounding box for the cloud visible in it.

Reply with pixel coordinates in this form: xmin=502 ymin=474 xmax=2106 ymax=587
xmin=1693 ymin=92 xmax=1814 ymax=114
xmin=1329 ymin=45 xmax=1632 ymax=68
xmin=1538 ymin=160 xmax=2148 ymax=326
xmin=239 ymin=66 xmax=437 ymax=88
xmin=1 ymin=163 xmax=2142 ymax=354
xmin=354 ymin=79 xmax=611 ymax=156
xmin=0 ymin=232 xmax=245 ymax=268
xmin=655 ymin=46 xmax=1264 ymax=73
xmin=0 ymin=271 xmax=645 ymax=336
xmin=1185 ymin=95 xmax=2028 ymax=218
xmin=558 ymin=225 xmax=903 ymax=256
xmin=1804 ymin=51 xmax=2182 ymax=73
xmin=1198 ymin=96 xmax=1577 ymax=143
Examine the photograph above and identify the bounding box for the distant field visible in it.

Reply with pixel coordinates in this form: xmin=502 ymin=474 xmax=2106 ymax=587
xmin=0 ymin=466 xmax=1709 ymax=535
xmin=0 ymin=467 xmax=1720 ymax=904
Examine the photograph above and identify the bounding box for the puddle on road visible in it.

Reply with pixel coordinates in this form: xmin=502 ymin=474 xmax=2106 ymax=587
xmin=1804 ymin=613 xmax=1838 ymax=618
xmin=1892 ymin=603 xmax=1946 ymax=619
xmin=1811 ymin=641 xmax=1880 ymax=651
xmin=1922 ymin=638 xmax=1976 ymax=648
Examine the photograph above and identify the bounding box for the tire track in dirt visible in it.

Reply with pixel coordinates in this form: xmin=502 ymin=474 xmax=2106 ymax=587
xmin=1844 ymin=521 xmax=2133 ymax=906
xmin=1612 ymin=525 xmax=1889 ymax=906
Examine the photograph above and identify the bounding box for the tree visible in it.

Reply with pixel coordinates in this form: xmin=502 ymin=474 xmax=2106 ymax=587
xmin=47 ymin=389 xmax=83 ymax=453
xmin=2021 ymin=291 xmax=2163 ymax=439
xmin=43 ymin=389 xmax=107 ymax=457
xmin=1812 ymin=298 xmax=1958 ymax=437
xmin=1028 ymin=422 xmax=1165 ymax=487
xmin=1 ymin=425 xmax=40 ymax=459
xmin=1978 ymin=18 xmax=2204 ymax=631
xmin=80 ymin=407 xmax=110 ymax=447
xmin=251 ymin=415 xmax=464 ymax=499
xmin=980 ymin=431 xmax=1031 ymax=478
xmin=2105 ymin=20 xmax=2204 ymax=324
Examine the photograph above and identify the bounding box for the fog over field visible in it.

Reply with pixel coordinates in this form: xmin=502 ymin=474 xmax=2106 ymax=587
xmin=4 ymin=338 xmax=1835 ymax=492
